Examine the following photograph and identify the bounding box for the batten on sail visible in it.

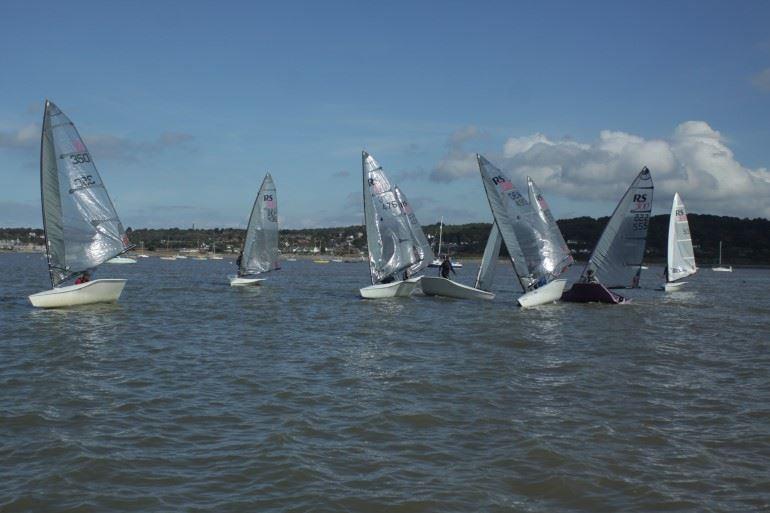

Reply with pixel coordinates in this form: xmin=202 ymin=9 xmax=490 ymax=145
xmin=30 ymin=100 xmax=132 ymax=308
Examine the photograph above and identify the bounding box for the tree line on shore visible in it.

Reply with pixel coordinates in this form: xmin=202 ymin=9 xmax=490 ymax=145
xmin=2 ymin=214 xmax=769 ymax=265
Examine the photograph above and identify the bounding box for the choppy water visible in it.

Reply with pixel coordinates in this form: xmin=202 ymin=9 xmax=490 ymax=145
xmin=1 ymin=252 xmax=768 ymax=512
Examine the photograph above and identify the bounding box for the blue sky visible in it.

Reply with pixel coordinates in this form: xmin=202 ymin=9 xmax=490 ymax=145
xmin=2 ymin=0 xmax=770 ymax=228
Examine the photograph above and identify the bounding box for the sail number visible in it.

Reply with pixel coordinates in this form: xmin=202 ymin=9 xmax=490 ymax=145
xmin=632 ymin=213 xmax=649 ymax=231
xmin=69 ymin=153 xmax=92 ymax=165
xmin=72 ymin=175 xmax=97 ymax=189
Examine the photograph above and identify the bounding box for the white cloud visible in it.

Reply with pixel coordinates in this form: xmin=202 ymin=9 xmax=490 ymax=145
xmin=430 ymin=125 xmax=484 ymax=183
xmin=0 ymin=124 xmax=38 ymax=149
xmin=505 ymin=121 xmax=770 ymax=217
xmin=431 ymin=120 xmax=770 ymax=218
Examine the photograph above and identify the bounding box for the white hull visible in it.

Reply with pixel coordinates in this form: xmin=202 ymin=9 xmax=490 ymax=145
xmin=419 ymin=276 xmax=494 ymax=300
xmin=210 ymin=256 xmax=224 ymax=260
xmin=159 ymin=256 xmax=176 ymax=260
xmin=229 ymin=275 xmax=265 ymax=286
xmin=107 ymin=256 xmax=137 ymax=264
xmin=712 ymin=266 xmax=732 ymax=272
xmin=517 ymin=279 xmax=566 ymax=308
xmin=360 ymin=279 xmax=418 ymax=299
xmin=664 ymin=281 xmax=687 ymax=291
xmin=427 ymin=259 xmax=463 ymax=268
xmin=29 ymin=279 xmax=127 ymax=308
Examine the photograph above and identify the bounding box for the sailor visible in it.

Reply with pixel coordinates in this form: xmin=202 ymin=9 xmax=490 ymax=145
xmin=663 ymin=266 xmax=669 ymax=282
xmin=236 ymin=251 xmax=243 ymax=270
xmin=585 ymin=268 xmax=598 ymax=283
xmin=74 ymin=271 xmax=91 ymax=285
xmin=439 ymin=255 xmax=456 ymax=280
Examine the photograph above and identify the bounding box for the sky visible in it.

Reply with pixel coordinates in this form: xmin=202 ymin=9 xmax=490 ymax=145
xmin=1 ymin=0 xmax=770 ymax=229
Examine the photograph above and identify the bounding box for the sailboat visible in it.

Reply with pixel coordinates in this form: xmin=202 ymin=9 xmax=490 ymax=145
xmin=663 ymin=192 xmax=697 ymax=291
xmin=229 ymin=173 xmax=280 ymax=286
xmin=561 ymin=167 xmax=653 ymax=304
xmin=360 ymin=151 xmax=431 ymax=299
xmin=209 ymin=242 xmax=223 ymax=260
xmin=427 ymin=217 xmax=463 ymax=268
xmin=28 ymin=100 xmax=134 ymax=308
xmin=712 ymin=241 xmax=732 ymax=272
xmin=474 ymin=155 xmax=573 ymax=307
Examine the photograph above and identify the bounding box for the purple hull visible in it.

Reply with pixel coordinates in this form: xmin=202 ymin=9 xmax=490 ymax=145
xmin=560 ymin=282 xmax=626 ymax=304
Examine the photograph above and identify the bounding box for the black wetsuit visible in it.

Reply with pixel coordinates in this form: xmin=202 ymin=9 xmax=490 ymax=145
xmin=440 ymin=259 xmax=455 ymax=279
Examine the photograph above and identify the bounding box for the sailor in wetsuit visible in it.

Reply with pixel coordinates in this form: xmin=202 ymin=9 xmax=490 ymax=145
xmin=439 ymin=255 xmax=456 ymax=280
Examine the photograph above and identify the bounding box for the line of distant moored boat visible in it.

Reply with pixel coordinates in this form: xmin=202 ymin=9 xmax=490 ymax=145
xmin=26 ymin=100 xmax=730 ymax=308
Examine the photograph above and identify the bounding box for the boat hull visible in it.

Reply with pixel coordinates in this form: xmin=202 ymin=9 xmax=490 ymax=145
xmin=712 ymin=266 xmax=732 ymax=272
xmin=360 ymin=280 xmax=418 ymax=299
xmin=517 ymin=279 xmax=566 ymax=308
xmin=560 ymin=282 xmax=626 ymax=304
xmin=229 ymin=275 xmax=264 ymax=286
xmin=419 ymin=276 xmax=494 ymax=300
xmin=663 ymin=281 xmax=687 ymax=291
xmin=107 ymin=256 xmax=137 ymax=264
xmin=29 ymin=279 xmax=127 ymax=308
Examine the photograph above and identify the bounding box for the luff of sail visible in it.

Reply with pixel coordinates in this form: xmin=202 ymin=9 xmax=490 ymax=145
xmin=362 ymin=151 xmax=420 ymax=284
xmin=41 ymin=100 xmax=131 ymax=287
xmin=477 ymin=154 xmax=548 ymax=290
xmin=667 ymin=192 xmax=696 ymax=282
xmin=393 ymin=185 xmax=433 ymax=276
xmin=581 ymin=167 xmax=653 ymax=288
xmin=526 ymin=177 xmax=573 ymax=278
xmin=240 ymin=173 xmax=280 ymax=276
xmin=474 ymin=222 xmax=503 ymax=291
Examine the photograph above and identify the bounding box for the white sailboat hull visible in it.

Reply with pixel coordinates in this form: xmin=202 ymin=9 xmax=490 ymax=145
xmin=419 ymin=276 xmax=494 ymax=300
xmin=360 ymin=279 xmax=418 ymax=299
xmin=664 ymin=281 xmax=687 ymax=291
xmin=29 ymin=279 xmax=127 ymax=308
xmin=107 ymin=256 xmax=136 ymax=264
xmin=517 ymin=279 xmax=566 ymax=308
xmin=229 ymin=275 xmax=265 ymax=286
xmin=712 ymin=266 xmax=732 ymax=272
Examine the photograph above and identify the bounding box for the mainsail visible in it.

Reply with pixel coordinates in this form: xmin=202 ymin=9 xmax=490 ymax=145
xmin=477 ymin=154 xmax=560 ymax=291
xmin=474 ymin=222 xmax=503 ymax=291
xmin=362 ymin=151 xmax=423 ymax=284
xmin=40 ymin=100 xmax=131 ymax=287
xmin=667 ymin=192 xmax=696 ymax=282
xmin=527 ymin=177 xmax=574 ymax=277
xmin=393 ymin=185 xmax=433 ymax=276
xmin=581 ymin=167 xmax=653 ymax=288
xmin=239 ymin=173 xmax=280 ymax=276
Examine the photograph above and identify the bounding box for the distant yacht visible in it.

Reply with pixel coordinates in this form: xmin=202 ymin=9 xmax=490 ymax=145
xmin=427 ymin=216 xmax=463 ymax=268
xmin=712 ymin=241 xmax=732 ymax=272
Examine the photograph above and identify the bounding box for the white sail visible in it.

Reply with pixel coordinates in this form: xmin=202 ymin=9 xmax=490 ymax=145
xmin=40 ymin=100 xmax=131 ymax=287
xmin=239 ymin=173 xmax=280 ymax=276
xmin=667 ymin=192 xmax=696 ymax=282
xmin=581 ymin=167 xmax=653 ymax=288
xmin=362 ymin=151 xmax=422 ymax=284
xmin=477 ymin=154 xmax=557 ymax=291
xmin=527 ymin=177 xmax=574 ymax=278
xmin=393 ymin=185 xmax=434 ymax=276
xmin=474 ymin=222 xmax=503 ymax=291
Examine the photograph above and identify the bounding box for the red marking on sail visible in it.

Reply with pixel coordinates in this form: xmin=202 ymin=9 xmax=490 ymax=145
xmin=73 ymin=138 xmax=86 ymax=153
xmin=498 ymin=180 xmax=513 ymax=191
xmin=265 ymin=200 xmax=275 ymax=209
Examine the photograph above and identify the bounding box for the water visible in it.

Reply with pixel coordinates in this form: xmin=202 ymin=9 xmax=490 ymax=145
xmin=1 ymin=253 xmax=768 ymax=512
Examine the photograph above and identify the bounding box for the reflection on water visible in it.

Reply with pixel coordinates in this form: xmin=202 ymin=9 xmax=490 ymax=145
xmin=1 ymin=254 xmax=769 ymax=512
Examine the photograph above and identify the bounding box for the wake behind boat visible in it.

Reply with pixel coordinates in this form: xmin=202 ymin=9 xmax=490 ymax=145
xmin=229 ymin=173 xmax=280 ymax=286
xmin=561 ymin=167 xmax=653 ymax=304
xmin=28 ymin=100 xmax=133 ymax=308
xmin=359 ymin=151 xmax=432 ymax=299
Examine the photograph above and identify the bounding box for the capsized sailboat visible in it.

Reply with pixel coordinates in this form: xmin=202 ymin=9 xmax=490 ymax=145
xmin=360 ymin=151 xmax=431 ymax=298
xmin=229 ymin=173 xmax=280 ymax=286
xmin=29 ymin=100 xmax=134 ymax=308
xmin=663 ymin=192 xmax=696 ymax=291
xmin=475 ymin=155 xmax=573 ymax=307
xmin=561 ymin=167 xmax=653 ymax=303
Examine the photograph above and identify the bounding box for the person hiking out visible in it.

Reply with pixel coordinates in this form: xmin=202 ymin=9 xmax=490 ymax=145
xmin=74 ymin=271 xmax=91 ymax=285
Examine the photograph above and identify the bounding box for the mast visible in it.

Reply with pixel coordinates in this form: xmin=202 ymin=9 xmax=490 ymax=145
xmin=40 ymin=100 xmax=54 ymax=288
xmin=718 ymin=241 xmax=722 ymax=265
xmin=362 ymin=151 xmax=375 ymax=285
xmin=437 ymin=216 xmax=443 ymax=257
